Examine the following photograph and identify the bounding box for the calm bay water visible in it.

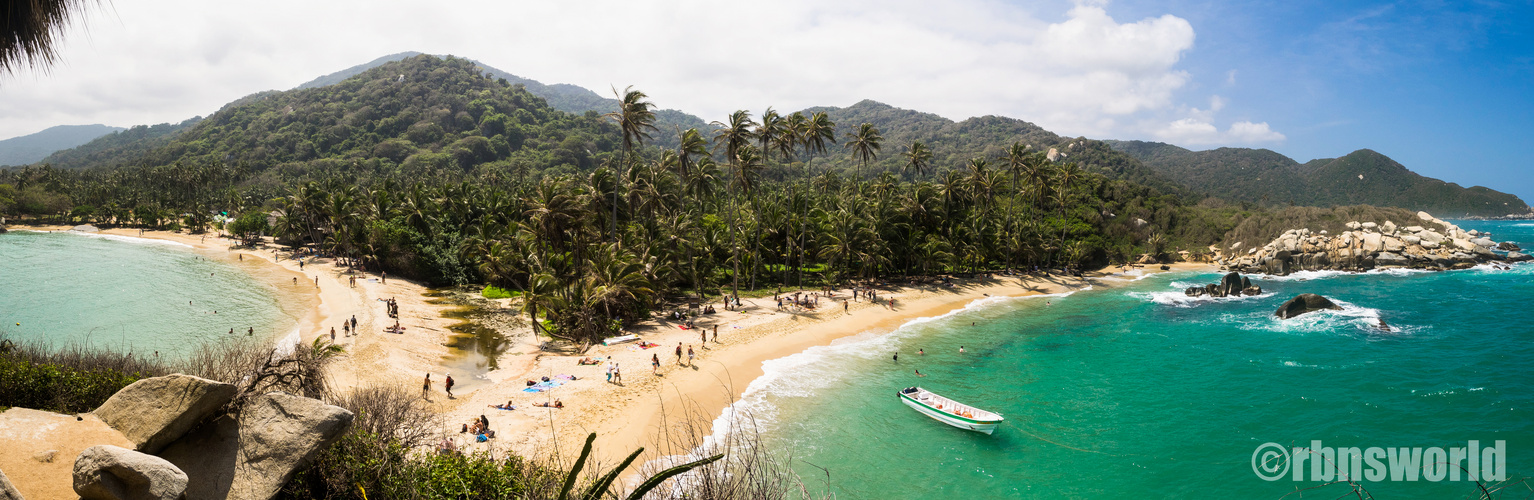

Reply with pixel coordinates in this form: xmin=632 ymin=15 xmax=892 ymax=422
xmin=729 ymin=220 xmax=1534 ymax=498
xmin=0 ymin=230 xmax=303 ymax=357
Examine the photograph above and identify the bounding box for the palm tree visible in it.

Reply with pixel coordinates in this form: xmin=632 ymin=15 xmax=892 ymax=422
xmin=1 ymin=0 xmax=93 ymax=73
xmin=711 ymin=111 xmax=757 ymax=299
xmin=845 ymin=123 xmax=883 ymax=178
xmin=1053 ymin=162 xmax=1082 ymax=267
xmin=755 ymin=107 xmax=784 ymax=169
xmin=604 ymin=86 xmax=658 ymax=243
xmin=901 ymin=141 xmax=932 ymax=179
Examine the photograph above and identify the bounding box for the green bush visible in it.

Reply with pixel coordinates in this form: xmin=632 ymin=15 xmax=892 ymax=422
xmin=0 ymin=356 xmax=147 ymax=413
xmin=481 ymin=285 xmax=519 ymax=299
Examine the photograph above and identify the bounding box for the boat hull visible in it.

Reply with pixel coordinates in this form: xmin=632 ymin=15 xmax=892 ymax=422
xmin=899 ymin=393 xmax=1000 ymax=434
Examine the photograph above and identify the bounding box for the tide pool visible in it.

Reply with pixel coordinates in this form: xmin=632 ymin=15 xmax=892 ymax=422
xmin=724 ymin=220 xmax=1533 ymax=498
xmin=0 ymin=230 xmax=304 ymax=357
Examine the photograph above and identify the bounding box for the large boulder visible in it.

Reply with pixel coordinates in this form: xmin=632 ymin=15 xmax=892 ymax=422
xmin=1375 ymin=252 xmax=1409 ymax=266
xmin=1275 ymin=294 xmax=1342 ymax=319
xmin=1499 ymin=242 xmax=1522 ymax=251
xmin=159 ymin=392 xmax=353 ymax=500
xmin=1471 ymin=237 xmax=1497 ymax=248
xmin=1361 ymin=232 xmax=1384 ymax=252
xmin=95 ymin=374 xmax=236 ymax=454
xmin=1218 ymin=272 xmax=1244 ymax=297
xmin=72 ymin=445 xmax=187 ymax=500
xmin=1507 ymin=251 xmax=1532 ymax=262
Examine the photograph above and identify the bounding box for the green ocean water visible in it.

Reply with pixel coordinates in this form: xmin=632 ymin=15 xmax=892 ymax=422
xmin=717 ymin=220 xmax=1534 ymax=498
xmin=0 ymin=230 xmax=302 ymax=357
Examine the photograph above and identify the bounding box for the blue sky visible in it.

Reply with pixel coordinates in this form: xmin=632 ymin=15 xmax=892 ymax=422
xmin=1097 ymin=0 xmax=1534 ymax=205
xmin=0 ymin=0 xmax=1529 ymax=207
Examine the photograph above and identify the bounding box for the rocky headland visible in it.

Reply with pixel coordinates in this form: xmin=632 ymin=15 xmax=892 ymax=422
xmin=1217 ymin=211 xmax=1529 ymax=275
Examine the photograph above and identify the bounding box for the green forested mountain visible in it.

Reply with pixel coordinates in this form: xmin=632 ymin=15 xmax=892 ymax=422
xmin=1106 ymin=140 xmax=1528 ymax=217
xmin=37 ymin=118 xmax=202 ymax=169
xmin=0 ymin=124 xmax=124 ymax=166
xmin=295 ymin=52 xmax=708 ymax=149
xmin=800 ymin=101 xmax=1193 ymax=197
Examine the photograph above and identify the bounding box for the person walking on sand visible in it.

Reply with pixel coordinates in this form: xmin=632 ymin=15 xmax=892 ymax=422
xmin=605 ymin=362 xmax=614 ymax=383
xmin=444 ymin=373 xmax=455 ymax=398
xmin=701 ymin=329 xmax=707 ymax=344
xmin=676 ymin=343 xmax=684 ymax=364
xmin=613 ymin=363 xmax=622 ymax=384
xmin=652 ymin=354 xmax=660 ymax=373
xmin=712 ymin=325 xmax=718 ymax=342
xmin=687 ymin=346 xmax=695 ymax=366
xmin=422 ymin=373 xmax=431 ymax=398
xmin=330 ymin=327 xmax=336 ymax=341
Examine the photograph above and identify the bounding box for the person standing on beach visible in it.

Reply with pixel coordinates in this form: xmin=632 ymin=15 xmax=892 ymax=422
xmin=613 ymin=363 xmax=622 ymax=384
xmin=675 ymin=343 xmax=684 ymax=364
xmin=422 ymin=373 xmax=431 ymax=398
xmin=330 ymin=327 xmax=336 ymax=341
xmin=299 ymin=260 xmax=304 ymax=271
xmin=844 ymin=301 xmax=849 ymax=313
xmin=381 ymin=271 xmax=387 ymax=284
xmin=652 ymin=354 xmax=660 ymax=373
xmin=444 ymin=374 xmax=455 ymax=398
xmin=351 ymin=315 xmax=357 ymax=330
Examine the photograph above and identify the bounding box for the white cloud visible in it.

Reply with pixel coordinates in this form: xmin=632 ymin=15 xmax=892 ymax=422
xmin=0 ymin=0 xmax=1208 ymax=145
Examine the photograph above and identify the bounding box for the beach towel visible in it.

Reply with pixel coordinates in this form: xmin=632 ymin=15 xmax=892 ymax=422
xmin=554 ymin=374 xmax=576 ymax=381
xmin=678 ymin=325 xmax=690 ymax=330
xmin=521 ymin=380 xmax=565 ymax=393
xmin=493 ymin=406 xmax=515 ymax=411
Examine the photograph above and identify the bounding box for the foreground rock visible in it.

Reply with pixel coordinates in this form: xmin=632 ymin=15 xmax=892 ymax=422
xmin=1219 ymin=211 xmax=1522 ymax=275
xmin=159 ymin=392 xmax=353 ymax=500
xmin=72 ymin=445 xmax=187 ymax=500
xmin=1 ymin=468 xmax=24 ymax=500
xmin=0 ymin=408 xmax=134 ymax=500
xmin=94 ymin=374 xmax=236 ymax=454
xmin=1275 ymin=294 xmax=1342 ymax=319
xmin=1184 ymin=272 xmax=1262 ymax=297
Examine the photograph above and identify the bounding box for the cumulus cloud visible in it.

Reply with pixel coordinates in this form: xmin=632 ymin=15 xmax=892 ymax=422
xmin=0 ymin=0 xmax=1206 ymax=144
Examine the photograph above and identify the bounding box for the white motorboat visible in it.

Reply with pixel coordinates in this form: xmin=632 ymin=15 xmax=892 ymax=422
xmin=897 ymin=386 xmax=1004 ymax=435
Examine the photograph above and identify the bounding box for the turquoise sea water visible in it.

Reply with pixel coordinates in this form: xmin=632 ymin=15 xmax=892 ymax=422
xmin=0 ymin=231 xmax=303 ymax=357
xmin=725 ymin=220 xmax=1534 ymax=498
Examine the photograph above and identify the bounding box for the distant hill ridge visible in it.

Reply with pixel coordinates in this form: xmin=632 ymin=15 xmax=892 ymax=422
xmin=0 ymin=124 xmax=124 ymax=166
xmin=1107 ymin=140 xmax=1528 ymax=218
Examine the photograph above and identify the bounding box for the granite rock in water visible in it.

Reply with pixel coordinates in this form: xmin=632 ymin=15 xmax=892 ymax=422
xmin=1275 ymin=294 xmax=1342 ymax=319
xmin=72 ymin=445 xmax=188 ymax=500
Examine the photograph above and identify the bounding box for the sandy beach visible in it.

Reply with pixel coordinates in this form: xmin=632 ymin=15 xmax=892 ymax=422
xmin=22 ymin=225 xmax=1214 ymax=467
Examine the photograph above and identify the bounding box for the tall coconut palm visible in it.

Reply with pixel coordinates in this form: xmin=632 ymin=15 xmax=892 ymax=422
xmin=902 ymin=141 xmax=932 ymax=179
xmin=1053 ymin=162 xmax=1082 ymax=267
xmin=603 ymin=86 xmax=658 ymax=243
xmin=845 ymin=123 xmax=883 ymax=178
xmin=755 ymin=107 xmax=785 ymax=169
xmin=710 ymin=110 xmax=757 ymax=299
